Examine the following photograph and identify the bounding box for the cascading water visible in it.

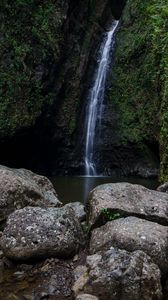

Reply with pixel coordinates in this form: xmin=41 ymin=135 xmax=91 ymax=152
xmin=84 ymin=20 xmax=119 ymax=176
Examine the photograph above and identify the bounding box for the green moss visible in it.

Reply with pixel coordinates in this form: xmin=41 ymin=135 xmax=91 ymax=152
xmin=68 ymin=118 xmax=76 ymax=134
xmin=0 ymin=0 xmax=65 ymax=138
xmin=149 ymin=2 xmax=168 ymax=182
xmin=110 ymin=0 xmax=168 ymax=180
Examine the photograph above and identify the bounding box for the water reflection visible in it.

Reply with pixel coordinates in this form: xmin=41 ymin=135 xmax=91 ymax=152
xmin=50 ymin=176 xmax=158 ymax=204
xmin=83 ymin=176 xmax=96 ymax=203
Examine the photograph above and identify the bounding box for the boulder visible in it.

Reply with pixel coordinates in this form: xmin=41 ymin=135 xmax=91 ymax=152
xmin=90 ymin=216 xmax=168 ymax=273
xmin=64 ymin=202 xmax=86 ymax=222
xmin=0 ymin=165 xmax=62 ymax=223
xmin=32 ymin=259 xmax=73 ymax=300
xmin=73 ymin=248 xmax=162 ymax=300
xmin=0 ymin=206 xmax=84 ymax=260
xmin=87 ymin=182 xmax=168 ymax=228
xmin=157 ymin=182 xmax=168 ymax=193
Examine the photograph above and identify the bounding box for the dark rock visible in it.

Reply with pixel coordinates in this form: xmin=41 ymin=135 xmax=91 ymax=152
xmin=0 ymin=165 xmax=62 ymax=223
xmin=111 ymin=0 xmax=126 ymax=19
xmin=2 ymin=294 xmax=20 ymax=300
xmin=163 ymin=277 xmax=168 ymax=300
xmin=0 ymin=251 xmax=3 ymax=259
xmin=0 ymin=257 xmax=75 ymax=300
xmin=33 ymin=266 xmax=73 ymax=300
xmin=0 ymin=206 xmax=84 ymax=260
xmin=73 ymin=248 xmax=162 ymax=300
xmin=157 ymin=182 xmax=168 ymax=193
xmin=87 ymin=182 xmax=168 ymax=228
xmin=88 ymin=139 xmax=159 ymax=178
xmin=0 ymin=0 xmax=116 ymax=178
xmin=90 ymin=216 xmax=168 ymax=273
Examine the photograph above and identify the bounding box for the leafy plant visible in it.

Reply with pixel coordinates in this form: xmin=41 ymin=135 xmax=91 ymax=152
xmin=101 ymin=208 xmax=121 ymax=221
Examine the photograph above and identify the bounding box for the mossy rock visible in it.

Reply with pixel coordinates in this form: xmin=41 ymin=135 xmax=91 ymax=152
xmin=0 ymin=0 xmax=66 ymax=138
xmin=109 ymin=0 xmax=168 ymax=180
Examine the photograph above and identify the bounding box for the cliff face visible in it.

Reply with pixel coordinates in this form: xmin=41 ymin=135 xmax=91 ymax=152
xmin=0 ymin=0 xmax=68 ymax=138
xmin=108 ymin=0 xmax=168 ymax=180
xmin=1 ymin=0 xmax=167 ymax=180
xmin=0 ymin=0 xmax=116 ymax=173
xmin=0 ymin=0 xmax=126 ymax=138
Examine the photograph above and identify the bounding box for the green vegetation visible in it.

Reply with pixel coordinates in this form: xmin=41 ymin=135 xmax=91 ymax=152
xmin=149 ymin=3 xmax=168 ymax=181
xmin=101 ymin=208 xmax=121 ymax=221
xmin=1 ymin=0 xmax=168 ymax=181
xmin=0 ymin=0 xmax=65 ymax=137
xmin=0 ymin=0 xmax=110 ymax=142
xmin=69 ymin=118 xmax=76 ymax=134
xmin=110 ymin=0 xmax=168 ymax=181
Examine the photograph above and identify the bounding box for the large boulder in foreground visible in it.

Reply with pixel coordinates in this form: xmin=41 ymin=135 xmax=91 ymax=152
xmin=87 ymin=182 xmax=168 ymax=228
xmin=90 ymin=216 xmax=168 ymax=273
xmin=0 ymin=206 xmax=84 ymax=260
xmin=0 ymin=165 xmax=62 ymax=223
xmin=73 ymin=248 xmax=162 ymax=300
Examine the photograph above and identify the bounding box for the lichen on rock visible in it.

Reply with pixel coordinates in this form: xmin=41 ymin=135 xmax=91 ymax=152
xmin=0 ymin=206 xmax=85 ymax=260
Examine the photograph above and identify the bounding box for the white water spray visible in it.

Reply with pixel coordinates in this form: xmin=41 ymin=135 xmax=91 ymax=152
xmin=84 ymin=20 xmax=119 ymax=176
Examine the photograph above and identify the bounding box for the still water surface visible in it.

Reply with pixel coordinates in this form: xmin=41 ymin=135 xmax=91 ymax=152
xmin=50 ymin=176 xmax=158 ymax=204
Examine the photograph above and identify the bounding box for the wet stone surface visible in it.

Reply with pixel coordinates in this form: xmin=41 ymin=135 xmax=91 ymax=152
xmin=0 ymin=258 xmax=78 ymax=299
xmin=0 ymin=247 xmax=88 ymax=300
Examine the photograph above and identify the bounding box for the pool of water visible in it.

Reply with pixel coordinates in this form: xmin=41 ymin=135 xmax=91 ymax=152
xmin=50 ymin=176 xmax=158 ymax=204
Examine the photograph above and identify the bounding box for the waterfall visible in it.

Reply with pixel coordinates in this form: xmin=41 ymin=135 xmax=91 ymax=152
xmin=84 ymin=20 xmax=119 ymax=176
